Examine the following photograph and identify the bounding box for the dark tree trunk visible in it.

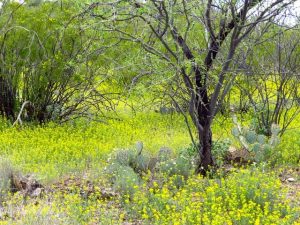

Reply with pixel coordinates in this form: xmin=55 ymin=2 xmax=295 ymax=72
xmin=195 ymin=90 xmax=215 ymax=175
xmin=196 ymin=124 xmax=214 ymax=175
xmin=194 ymin=65 xmax=215 ymax=175
xmin=0 ymin=76 xmax=15 ymax=120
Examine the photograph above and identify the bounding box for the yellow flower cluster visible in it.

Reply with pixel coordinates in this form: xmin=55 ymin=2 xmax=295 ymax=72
xmin=128 ymin=170 xmax=300 ymax=225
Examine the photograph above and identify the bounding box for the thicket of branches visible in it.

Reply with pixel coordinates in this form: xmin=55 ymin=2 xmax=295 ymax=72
xmin=0 ymin=1 xmax=116 ymax=123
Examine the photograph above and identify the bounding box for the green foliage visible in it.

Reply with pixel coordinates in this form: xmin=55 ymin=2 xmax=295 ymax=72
xmin=0 ymin=112 xmax=190 ymax=181
xmin=276 ymin=128 xmax=300 ymax=165
xmin=232 ymin=114 xmax=280 ymax=163
xmin=110 ymin=164 xmax=140 ymax=196
xmin=212 ymin=138 xmax=231 ymax=167
xmin=245 ymin=130 xmax=257 ymax=144
xmin=109 ymin=144 xmax=152 ymax=174
xmin=0 ymin=157 xmax=13 ymax=195
xmin=114 ymin=149 xmax=136 ymax=167
xmin=158 ymin=155 xmax=193 ymax=180
xmin=106 ymin=140 xmax=197 ymax=193
xmin=0 ymin=1 xmax=113 ymax=122
xmin=0 ymin=110 xmax=299 ymax=224
xmin=179 ymin=139 xmax=231 ymax=168
xmin=0 ymin=1 xmax=299 ymax=224
xmin=157 ymin=147 xmax=173 ymax=162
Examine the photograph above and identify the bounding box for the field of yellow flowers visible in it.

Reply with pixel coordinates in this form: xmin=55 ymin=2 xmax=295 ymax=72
xmin=0 ymin=111 xmax=299 ymax=224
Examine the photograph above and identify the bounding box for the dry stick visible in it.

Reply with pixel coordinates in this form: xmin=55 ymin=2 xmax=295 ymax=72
xmin=13 ymin=101 xmax=30 ymax=127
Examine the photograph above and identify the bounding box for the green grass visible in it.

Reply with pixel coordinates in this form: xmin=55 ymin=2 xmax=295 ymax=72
xmin=0 ymin=110 xmax=299 ymax=181
xmin=0 ymin=112 xmax=192 ymax=181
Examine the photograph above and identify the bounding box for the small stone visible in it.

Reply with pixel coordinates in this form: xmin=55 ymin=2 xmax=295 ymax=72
xmin=30 ymin=187 xmax=44 ymax=197
xmin=100 ymin=188 xmax=118 ymax=199
xmin=287 ymin=177 xmax=296 ymax=182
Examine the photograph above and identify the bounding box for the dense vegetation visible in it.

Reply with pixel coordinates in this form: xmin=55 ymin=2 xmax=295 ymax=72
xmin=0 ymin=0 xmax=300 ymax=224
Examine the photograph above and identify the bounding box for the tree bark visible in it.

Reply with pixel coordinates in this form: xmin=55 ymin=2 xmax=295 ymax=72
xmin=195 ymin=87 xmax=215 ymax=175
xmin=0 ymin=76 xmax=15 ymax=120
xmin=196 ymin=124 xmax=214 ymax=175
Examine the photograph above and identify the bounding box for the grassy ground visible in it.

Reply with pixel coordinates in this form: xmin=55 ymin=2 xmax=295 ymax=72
xmin=0 ymin=111 xmax=299 ymax=224
xmin=0 ymin=112 xmax=190 ymax=181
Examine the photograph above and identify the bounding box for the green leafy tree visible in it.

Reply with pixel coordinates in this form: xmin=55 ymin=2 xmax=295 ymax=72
xmin=0 ymin=1 xmax=115 ymax=123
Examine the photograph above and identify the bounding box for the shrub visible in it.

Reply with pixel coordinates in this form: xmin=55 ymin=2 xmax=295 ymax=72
xmin=0 ymin=1 xmax=115 ymax=123
xmin=212 ymin=138 xmax=231 ymax=167
xmin=0 ymin=157 xmax=14 ymax=194
xmin=106 ymin=143 xmax=197 ymax=193
xmin=112 ymin=165 xmax=140 ymax=196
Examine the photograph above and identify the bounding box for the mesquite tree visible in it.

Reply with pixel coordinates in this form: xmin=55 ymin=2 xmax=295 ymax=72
xmin=88 ymin=0 xmax=295 ymax=174
xmin=0 ymin=1 xmax=117 ymax=123
xmin=235 ymin=28 xmax=300 ymax=136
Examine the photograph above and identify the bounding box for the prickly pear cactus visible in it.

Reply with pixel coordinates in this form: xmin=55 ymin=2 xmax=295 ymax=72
xmin=115 ymin=149 xmax=134 ymax=166
xmin=257 ymin=135 xmax=266 ymax=145
xmin=269 ymin=124 xmax=280 ymax=147
xmin=245 ymin=130 xmax=257 ymax=144
xmin=231 ymin=113 xmax=280 ymax=163
xmin=134 ymin=154 xmax=150 ymax=173
xmin=158 ymin=147 xmax=173 ymax=162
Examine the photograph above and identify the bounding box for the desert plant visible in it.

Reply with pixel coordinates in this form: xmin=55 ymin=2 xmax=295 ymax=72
xmin=107 ymin=143 xmax=196 ymax=191
xmin=0 ymin=158 xmax=14 ymax=190
xmin=112 ymin=165 xmax=140 ymax=196
xmin=109 ymin=142 xmax=153 ymax=175
xmin=232 ymin=113 xmax=280 ymax=163
xmin=114 ymin=149 xmax=136 ymax=167
xmin=157 ymin=147 xmax=173 ymax=162
xmin=158 ymin=148 xmax=196 ymax=180
xmin=0 ymin=1 xmax=116 ymax=123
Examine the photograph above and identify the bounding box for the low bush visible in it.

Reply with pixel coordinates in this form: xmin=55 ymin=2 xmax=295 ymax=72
xmin=105 ymin=143 xmax=198 ymax=195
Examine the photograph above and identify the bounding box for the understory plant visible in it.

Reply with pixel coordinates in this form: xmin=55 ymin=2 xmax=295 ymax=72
xmin=105 ymin=142 xmax=196 ymax=195
xmin=232 ymin=113 xmax=280 ymax=163
xmin=124 ymin=168 xmax=299 ymax=224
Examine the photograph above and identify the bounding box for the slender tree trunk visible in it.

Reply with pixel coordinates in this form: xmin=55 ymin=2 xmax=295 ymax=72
xmin=0 ymin=76 xmax=15 ymax=120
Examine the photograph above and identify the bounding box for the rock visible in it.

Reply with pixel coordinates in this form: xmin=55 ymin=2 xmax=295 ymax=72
xmin=10 ymin=174 xmax=44 ymax=197
xmin=100 ymin=188 xmax=118 ymax=199
xmin=10 ymin=174 xmax=24 ymax=192
xmin=287 ymin=177 xmax=296 ymax=182
xmin=226 ymin=147 xmax=252 ymax=164
xmin=30 ymin=187 xmax=44 ymax=198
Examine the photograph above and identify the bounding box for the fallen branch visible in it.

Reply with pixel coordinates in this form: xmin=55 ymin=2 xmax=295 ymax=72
xmin=13 ymin=101 xmax=31 ymax=126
